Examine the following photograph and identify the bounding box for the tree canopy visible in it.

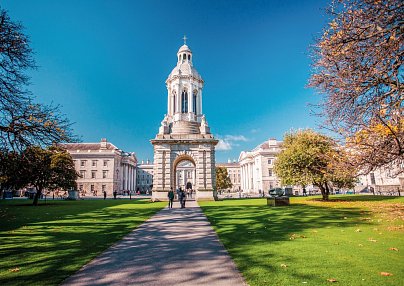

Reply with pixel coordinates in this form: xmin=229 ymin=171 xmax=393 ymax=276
xmin=216 ymin=167 xmax=233 ymax=191
xmin=274 ymin=129 xmax=356 ymax=200
xmin=22 ymin=146 xmax=78 ymax=206
xmin=309 ymin=0 xmax=403 ymax=175
xmin=0 ymin=7 xmax=76 ymax=152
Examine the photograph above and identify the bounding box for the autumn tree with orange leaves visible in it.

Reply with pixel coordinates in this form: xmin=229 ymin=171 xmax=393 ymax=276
xmin=309 ymin=0 xmax=403 ymax=175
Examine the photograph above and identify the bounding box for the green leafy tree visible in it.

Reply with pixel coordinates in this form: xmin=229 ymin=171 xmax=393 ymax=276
xmin=274 ymin=129 xmax=356 ymax=200
xmin=216 ymin=167 xmax=232 ymax=191
xmin=22 ymin=146 xmax=78 ymax=206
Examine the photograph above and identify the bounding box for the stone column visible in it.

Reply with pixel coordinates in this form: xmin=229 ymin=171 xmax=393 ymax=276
xmin=125 ymin=164 xmax=128 ymax=190
xmin=167 ymin=87 xmax=171 ymax=115
xmin=249 ymin=163 xmax=252 ymax=192
xmin=199 ymin=89 xmax=203 ymax=115
xmin=247 ymin=163 xmax=251 ymax=192
xmin=130 ymin=166 xmax=133 ymax=191
xmin=188 ymin=83 xmax=193 ymax=115
xmin=241 ymin=165 xmax=245 ymax=191
xmin=176 ymin=84 xmax=181 ymax=115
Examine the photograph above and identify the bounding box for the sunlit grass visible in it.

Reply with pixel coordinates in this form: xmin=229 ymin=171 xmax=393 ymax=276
xmin=0 ymin=199 xmax=166 ymax=285
xmin=200 ymin=195 xmax=404 ymax=286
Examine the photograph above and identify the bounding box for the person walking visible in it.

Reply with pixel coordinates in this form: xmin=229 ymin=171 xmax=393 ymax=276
xmin=182 ymin=189 xmax=187 ymax=208
xmin=103 ymin=190 xmax=107 ymax=200
xmin=113 ymin=190 xmax=117 ymax=199
xmin=168 ymin=188 xmax=174 ymax=209
xmin=178 ymin=188 xmax=184 ymax=208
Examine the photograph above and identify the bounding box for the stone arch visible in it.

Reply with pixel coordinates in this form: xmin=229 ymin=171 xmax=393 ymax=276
xmin=172 ymin=153 xmax=197 ymax=190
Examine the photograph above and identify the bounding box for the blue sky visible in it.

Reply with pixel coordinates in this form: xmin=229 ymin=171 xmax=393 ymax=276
xmin=2 ymin=0 xmax=329 ymax=162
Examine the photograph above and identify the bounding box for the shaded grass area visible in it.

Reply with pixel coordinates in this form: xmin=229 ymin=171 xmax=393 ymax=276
xmin=200 ymin=195 xmax=404 ymax=286
xmin=0 ymin=199 xmax=166 ymax=285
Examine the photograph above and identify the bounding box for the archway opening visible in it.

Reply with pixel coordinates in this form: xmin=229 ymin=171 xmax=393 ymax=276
xmin=174 ymin=160 xmax=196 ymax=191
xmin=172 ymin=154 xmax=196 ymax=193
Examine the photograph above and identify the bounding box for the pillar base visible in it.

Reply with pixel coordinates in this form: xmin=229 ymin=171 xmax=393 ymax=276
xmin=196 ymin=189 xmax=216 ymax=201
xmin=152 ymin=190 xmax=169 ymax=202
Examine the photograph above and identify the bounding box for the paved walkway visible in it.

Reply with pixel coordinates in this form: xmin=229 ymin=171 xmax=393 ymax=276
xmin=62 ymin=200 xmax=246 ymax=286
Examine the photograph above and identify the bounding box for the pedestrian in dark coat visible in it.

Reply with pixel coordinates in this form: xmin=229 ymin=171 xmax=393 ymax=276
xmin=103 ymin=190 xmax=107 ymax=200
xmin=168 ymin=188 xmax=174 ymax=208
xmin=178 ymin=188 xmax=184 ymax=208
xmin=182 ymin=189 xmax=187 ymax=208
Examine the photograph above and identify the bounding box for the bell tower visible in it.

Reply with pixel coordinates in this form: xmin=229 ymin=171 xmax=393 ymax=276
xmin=151 ymin=38 xmax=218 ymax=201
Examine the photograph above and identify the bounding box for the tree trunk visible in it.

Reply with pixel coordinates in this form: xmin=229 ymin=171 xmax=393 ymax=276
xmin=33 ymin=187 xmax=42 ymax=206
xmin=317 ymin=183 xmax=329 ymax=201
xmin=324 ymin=183 xmax=330 ymax=201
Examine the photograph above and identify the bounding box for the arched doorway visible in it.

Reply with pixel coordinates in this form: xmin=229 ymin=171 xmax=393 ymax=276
xmin=172 ymin=154 xmax=196 ymax=192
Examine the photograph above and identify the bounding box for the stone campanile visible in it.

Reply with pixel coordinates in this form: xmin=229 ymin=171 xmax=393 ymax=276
xmin=151 ymin=38 xmax=218 ymax=201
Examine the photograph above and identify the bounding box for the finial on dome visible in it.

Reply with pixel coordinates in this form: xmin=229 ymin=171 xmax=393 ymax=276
xmin=183 ymin=35 xmax=187 ymax=45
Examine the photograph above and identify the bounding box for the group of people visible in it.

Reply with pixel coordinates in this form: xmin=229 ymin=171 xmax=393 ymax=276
xmin=167 ymin=187 xmax=192 ymax=209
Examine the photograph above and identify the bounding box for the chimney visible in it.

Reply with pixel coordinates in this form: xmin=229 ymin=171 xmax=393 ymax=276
xmin=100 ymin=138 xmax=107 ymax=149
xmin=268 ymin=138 xmax=277 ymax=146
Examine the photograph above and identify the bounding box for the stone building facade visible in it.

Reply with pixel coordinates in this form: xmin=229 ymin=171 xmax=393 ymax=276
xmin=136 ymin=160 xmax=154 ymax=194
xmin=63 ymin=139 xmax=137 ymax=197
xmin=216 ymin=161 xmax=241 ymax=192
xmin=151 ymin=41 xmax=218 ymax=201
xmin=356 ymin=165 xmax=404 ymax=195
xmin=239 ymin=138 xmax=282 ymax=193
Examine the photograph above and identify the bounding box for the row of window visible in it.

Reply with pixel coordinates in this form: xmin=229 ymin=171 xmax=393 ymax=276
xmin=173 ymin=90 xmax=198 ymax=113
xmin=78 ymin=160 xmax=109 ymax=167
xmin=179 ymin=53 xmax=191 ymax=61
xmin=80 ymin=170 xmax=108 ymax=179
xmin=137 ymin=174 xmax=153 ymax=179
xmin=78 ymin=184 xmax=107 ymax=194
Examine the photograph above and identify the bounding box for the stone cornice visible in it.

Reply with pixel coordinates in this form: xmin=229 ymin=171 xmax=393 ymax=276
xmin=150 ymin=138 xmax=219 ymax=146
xmin=166 ymin=75 xmax=204 ymax=84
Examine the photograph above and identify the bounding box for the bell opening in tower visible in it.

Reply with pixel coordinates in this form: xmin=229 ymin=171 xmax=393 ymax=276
xmin=181 ymin=90 xmax=188 ymax=113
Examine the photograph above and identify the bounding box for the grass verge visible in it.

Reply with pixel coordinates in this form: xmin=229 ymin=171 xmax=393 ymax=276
xmin=200 ymin=195 xmax=404 ymax=286
xmin=0 ymin=199 xmax=166 ymax=285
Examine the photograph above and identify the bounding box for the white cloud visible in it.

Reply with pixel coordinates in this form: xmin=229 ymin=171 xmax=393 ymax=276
xmin=224 ymin=135 xmax=248 ymax=142
xmin=215 ymin=134 xmax=249 ymax=151
xmin=250 ymin=128 xmax=260 ymax=134
xmin=216 ymin=139 xmax=232 ymax=151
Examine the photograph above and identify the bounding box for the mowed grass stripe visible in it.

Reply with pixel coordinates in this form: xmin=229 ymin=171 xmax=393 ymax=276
xmin=200 ymin=196 xmax=404 ymax=286
xmin=0 ymin=199 xmax=166 ymax=286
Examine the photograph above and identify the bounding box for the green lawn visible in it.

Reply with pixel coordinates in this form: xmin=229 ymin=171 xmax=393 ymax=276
xmin=0 ymin=199 xmax=166 ymax=286
xmin=200 ymin=196 xmax=404 ymax=286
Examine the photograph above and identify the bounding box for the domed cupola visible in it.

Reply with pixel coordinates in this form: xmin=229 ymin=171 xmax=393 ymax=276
xmin=167 ymin=39 xmax=202 ymax=82
xmin=158 ymin=37 xmax=210 ymax=136
xmin=177 ymin=44 xmax=192 ymax=64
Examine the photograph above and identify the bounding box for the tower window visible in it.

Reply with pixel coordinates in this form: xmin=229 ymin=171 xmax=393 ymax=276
xmin=188 ymin=54 xmax=190 ymax=60
xmin=193 ymin=90 xmax=197 ymax=113
xmin=181 ymin=90 xmax=188 ymax=113
xmin=183 ymin=53 xmax=186 ymax=60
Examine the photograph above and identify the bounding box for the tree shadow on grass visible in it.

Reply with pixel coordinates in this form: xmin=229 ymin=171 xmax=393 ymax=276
xmin=0 ymin=199 xmax=155 ymax=232
xmin=0 ymin=200 xmax=165 ymax=285
xmin=200 ymin=200 xmax=375 ymax=285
